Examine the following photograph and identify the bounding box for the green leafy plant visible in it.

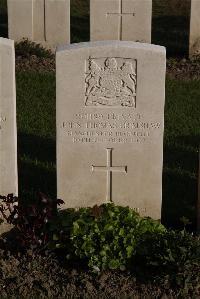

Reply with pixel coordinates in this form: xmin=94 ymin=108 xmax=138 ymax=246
xmin=58 ymin=204 xmax=166 ymax=272
xmin=134 ymin=230 xmax=200 ymax=295
xmin=135 ymin=230 xmax=200 ymax=270
xmin=0 ymin=193 xmax=64 ymax=249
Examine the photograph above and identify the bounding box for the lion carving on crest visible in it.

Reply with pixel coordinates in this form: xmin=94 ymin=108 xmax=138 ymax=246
xmin=85 ymin=57 xmax=137 ymax=107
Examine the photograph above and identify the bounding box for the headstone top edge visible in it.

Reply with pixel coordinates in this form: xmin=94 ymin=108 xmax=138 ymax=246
xmin=0 ymin=37 xmax=14 ymax=47
xmin=56 ymin=41 xmax=166 ymax=55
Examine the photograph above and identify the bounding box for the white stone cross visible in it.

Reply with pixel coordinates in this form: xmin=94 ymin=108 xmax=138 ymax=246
xmin=107 ymin=0 xmax=135 ymax=40
xmin=91 ymin=148 xmax=127 ymax=203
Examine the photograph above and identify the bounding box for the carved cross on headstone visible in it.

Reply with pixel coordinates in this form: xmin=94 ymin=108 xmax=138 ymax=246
xmin=92 ymin=148 xmax=127 ymax=203
xmin=107 ymin=0 xmax=135 ymax=40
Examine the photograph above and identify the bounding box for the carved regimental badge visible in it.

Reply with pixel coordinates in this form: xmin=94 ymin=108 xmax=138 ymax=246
xmin=85 ymin=57 xmax=137 ymax=107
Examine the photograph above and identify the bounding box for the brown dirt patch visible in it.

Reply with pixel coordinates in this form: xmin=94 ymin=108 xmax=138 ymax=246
xmin=167 ymin=57 xmax=200 ymax=80
xmin=0 ymin=246 xmax=186 ymax=299
xmin=16 ymin=55 xmax=55 ymax=73
xmin=16 ymin=52 xmax=200 ymax=81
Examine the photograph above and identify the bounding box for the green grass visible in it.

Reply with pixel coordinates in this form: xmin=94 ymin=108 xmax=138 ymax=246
xmin=16 ymin=72 xmax=56 ymax=200
xmin=163 ymin=79 xmax=200 ymax=228
xmin=0 ymin=0 xmax=7 ymax=37
xmin=16 ymin=71 xmax=200 ymax=228
xmin=0 ymin=0 xmax=7 ymax=11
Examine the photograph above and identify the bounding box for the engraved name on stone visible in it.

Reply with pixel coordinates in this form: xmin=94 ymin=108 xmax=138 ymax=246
xmin=61 ymin=56 xmax=160 ymax=143
xmin=60 ymin=112 xmax=161 ymax=144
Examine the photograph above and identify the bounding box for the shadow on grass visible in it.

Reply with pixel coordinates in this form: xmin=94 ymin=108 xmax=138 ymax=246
xmin=18 ymin=132 xmax=55 ymax=164
xmin=152 ymin=15 xmax=190 ymax=57
xmin=18 ymin=160 xmax=56 ymax=201
xmin=162 ymin=135 xmax=199 ymax=229
xmin=18 ymin=132 xmax=56 ymax=201
xmin=0 ymin=12 xmax=8 ymax=38
xmin=71 ymin=15 xmax=90 ymax=43
xmin=71 ymin=0 xmax=90 ymax=43
xmin=17 ymin=132 xmax=199 ymax=231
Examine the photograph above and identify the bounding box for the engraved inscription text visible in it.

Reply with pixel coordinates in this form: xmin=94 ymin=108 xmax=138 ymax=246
xmin=61 ymin=112 xmax=161 ymax=144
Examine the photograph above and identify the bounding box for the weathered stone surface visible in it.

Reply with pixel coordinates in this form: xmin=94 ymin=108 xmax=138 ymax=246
xmin=45 ymin=0 xmax=70 ymax=46
xmin=56 ymin=41 xmax=166 ymax=220
xmin=90 ymin=0 xmax=152 ymax=43
xmin=8 ymin=0 xmax=33 ymax=41
xmin=189 ymin=0 xmax=200 ymax=58
xmin=33 ymin=0 xmax=45 ymax=42
xmin=8 ymin=0 xmax=70 ymax=47
xmin=0 ymin=38 xmax=18 ymax=234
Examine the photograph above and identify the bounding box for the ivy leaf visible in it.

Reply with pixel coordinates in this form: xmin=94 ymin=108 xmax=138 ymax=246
xmin=126 ymin=245 xmax=134 ymax=258
xmin=53 ymin=234 xmax=59 ymax=241
xmin=109 ymin=259 xmax=120 ymax=270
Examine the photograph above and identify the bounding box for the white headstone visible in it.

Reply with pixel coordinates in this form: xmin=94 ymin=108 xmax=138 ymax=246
xmin=189 ymin=0 xmax=200 ymax=58
xmin=90 ymin=0 xmax=152 ymax=43
xmin=8 ymin=0 xmax=70 ymax=48
xmin=56 ymin=41 xmax=166 ymax=220
xmin=0 ymin=38 xmax=18 ymax=233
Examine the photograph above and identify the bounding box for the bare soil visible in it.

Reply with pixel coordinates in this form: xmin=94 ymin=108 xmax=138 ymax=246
xmin=16 ymin=53 xmax=200 ymax=81
xmin=167 ymin=57 xmax=200 ymax=80
xmin=16 ymin=55 xmax=55 ymax=73
xmin=0 ymin=247 xmax=185 ymax=299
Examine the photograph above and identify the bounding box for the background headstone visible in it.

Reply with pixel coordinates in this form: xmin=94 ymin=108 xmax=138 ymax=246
xmin=0 ymin=38 xmax=18 ymax=234
xmin=90 ymin=0 xmax=152 ymax=43
xmin=8 ymin=0 xmax=70 ymax=48
xmin=189 ymin=0 xmax=200 ymax=58
xmin=56 ymin=41 xmax=166 ymax=220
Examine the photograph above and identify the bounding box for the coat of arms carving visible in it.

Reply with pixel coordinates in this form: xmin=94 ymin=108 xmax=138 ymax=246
xmin=85 ymin=57 xmax=137 ymax=107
